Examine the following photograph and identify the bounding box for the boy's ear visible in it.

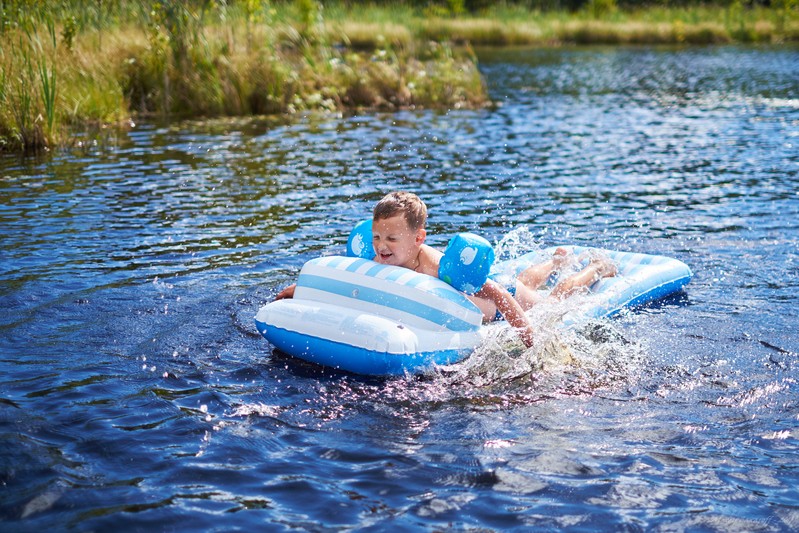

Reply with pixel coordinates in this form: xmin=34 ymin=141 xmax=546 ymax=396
xmin=415 ymin=227 xmax=426 ymax=245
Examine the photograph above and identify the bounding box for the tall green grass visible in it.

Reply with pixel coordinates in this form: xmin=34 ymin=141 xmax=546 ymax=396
xmin=340 ymin=1 xmax=798 ymax=46
xmin=0 ymin=0 xmax=489 ymax=152
xmin=1 ymin=1 xmax=797 ymax=153
xmin=0 ymin=22 xmax=61 ymax=151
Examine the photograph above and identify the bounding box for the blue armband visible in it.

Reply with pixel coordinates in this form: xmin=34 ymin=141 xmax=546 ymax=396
xmin=439 ymin=233 xmax=495 ymax=295
xmin=346 ymin=218 xmax=375 ymax=259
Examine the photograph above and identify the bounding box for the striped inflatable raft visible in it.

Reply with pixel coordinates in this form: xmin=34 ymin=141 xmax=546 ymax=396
xmin=255 ymin=245 xmax=692 ymax=376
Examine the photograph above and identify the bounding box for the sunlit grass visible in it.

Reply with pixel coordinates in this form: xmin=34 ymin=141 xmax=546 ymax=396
xmin=330 ymin=4 xmax=798 ymax=47
xmin=332 ymin=21 xmax=414 ymax=49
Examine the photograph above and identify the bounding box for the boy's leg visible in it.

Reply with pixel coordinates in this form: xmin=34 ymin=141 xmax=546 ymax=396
xmin=516 ymin=247 xmax=573 ymax=290
xmin=512 ymin=281 xmax=546 ymax=311
xmin=550 ymin=256 xmax=617 ymax=300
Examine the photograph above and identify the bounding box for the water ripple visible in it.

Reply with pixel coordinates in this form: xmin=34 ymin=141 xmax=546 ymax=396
xmin=2 ymin=45 xmax=798 ymax=530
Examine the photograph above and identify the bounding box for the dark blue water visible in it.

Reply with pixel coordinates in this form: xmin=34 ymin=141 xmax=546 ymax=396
xmin=2 ymin=45 xmax=798 ymax=531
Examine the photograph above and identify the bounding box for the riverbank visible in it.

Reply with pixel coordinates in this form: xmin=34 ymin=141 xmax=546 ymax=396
xmin=1 ymin=1 xmax=797 ymax=154
xmin=330 ymin=3 xmax=799 ymax=47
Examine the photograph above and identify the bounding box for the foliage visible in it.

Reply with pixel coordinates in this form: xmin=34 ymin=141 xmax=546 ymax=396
xmin=583 ymin=0 xmax=618 ymax=19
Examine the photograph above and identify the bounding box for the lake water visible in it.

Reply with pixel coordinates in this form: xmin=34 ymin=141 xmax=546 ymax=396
xmin=2 ymin=45 xmax=798 ymax=531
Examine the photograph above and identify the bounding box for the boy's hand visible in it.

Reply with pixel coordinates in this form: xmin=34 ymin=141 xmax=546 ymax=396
xmin=274 ymin=283 xmax=296 ymax=300
xmin=518 ymin=326 xmax=535 ymax=348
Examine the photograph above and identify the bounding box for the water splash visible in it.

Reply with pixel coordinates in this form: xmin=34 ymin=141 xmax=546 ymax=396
xmin=398 ymin=227 xmax=651 ymax=401
xmin=492 ymin=225 xmax=543 ymax=262
xmin=435 ymin=312 xmax=644 ymax=399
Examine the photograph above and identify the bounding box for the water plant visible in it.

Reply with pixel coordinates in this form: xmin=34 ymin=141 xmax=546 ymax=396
xmin=38 ymin=20 xmax=58 ymax=138
xmin=0 ymin=26 xmax=55 ymax=151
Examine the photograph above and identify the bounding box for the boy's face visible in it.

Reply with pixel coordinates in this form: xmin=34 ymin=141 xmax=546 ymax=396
xmin=372 ymin=215 xmax=425 ymax=268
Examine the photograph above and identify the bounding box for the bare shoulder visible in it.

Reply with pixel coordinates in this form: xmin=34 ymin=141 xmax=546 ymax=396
xmin=419 ymin=244 xmax=443 ymax=277
xmin=422 ymin=243 xmax=443 ymax=261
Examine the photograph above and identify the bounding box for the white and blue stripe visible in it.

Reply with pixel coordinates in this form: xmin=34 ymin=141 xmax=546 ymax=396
xmin=296 ymin=257 xmax=483 ymax=332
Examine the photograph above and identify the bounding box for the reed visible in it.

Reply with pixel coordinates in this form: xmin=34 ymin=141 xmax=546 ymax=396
xmin=37 ymin=21 xmax=58 ymax=137
xmin=1 ymin=31 xmax=48 ymax=151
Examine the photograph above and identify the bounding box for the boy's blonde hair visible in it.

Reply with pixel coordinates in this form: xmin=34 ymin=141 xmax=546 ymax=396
xmin=373 ymin=192 xmax=427 ymax=230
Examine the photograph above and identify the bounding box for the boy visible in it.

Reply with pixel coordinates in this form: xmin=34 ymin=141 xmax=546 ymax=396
xmin=276 ymin=191 xmax=616 ymax=349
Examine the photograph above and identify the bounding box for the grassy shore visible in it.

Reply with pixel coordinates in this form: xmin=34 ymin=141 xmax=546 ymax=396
xmin=1 ymin=1 xmax=797 ymax=153
xmin=329 ymin=2 xmax=799 ymax=46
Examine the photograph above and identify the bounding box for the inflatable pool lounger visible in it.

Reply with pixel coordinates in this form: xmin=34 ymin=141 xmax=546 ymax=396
xmin=255 ymin=246 xmax=692 ymax=375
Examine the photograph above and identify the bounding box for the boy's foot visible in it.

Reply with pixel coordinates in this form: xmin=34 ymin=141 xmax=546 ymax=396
xmin=552 ymin=247 xmax=575 ymax=271
xmin=592 ymin=256 xmax=618 ymax=279
xmin=576 ymin=249 xmax=618 ymax=280
xmin=552 ymin=248 xmax=572 ymax=268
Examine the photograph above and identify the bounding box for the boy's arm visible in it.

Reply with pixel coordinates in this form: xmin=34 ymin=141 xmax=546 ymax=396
xmin=475 ymin=280 xmax=535 ymax=348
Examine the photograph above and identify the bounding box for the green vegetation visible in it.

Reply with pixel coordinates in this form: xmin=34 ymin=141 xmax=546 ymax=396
xmin=1 ymin=1 xmax=797 ymax=153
